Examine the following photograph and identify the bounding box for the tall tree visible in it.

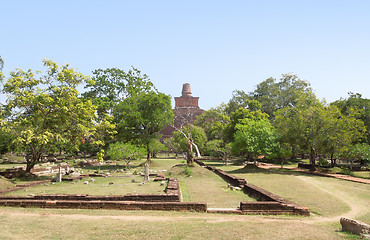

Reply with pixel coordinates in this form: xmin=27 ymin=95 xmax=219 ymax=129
xmin=194 ymin=103 xmax=230 ymax=142
xmin=232 ymin=114 xmax=278 ymax=161
xmin=83 ymin=67 xmax=155 ymax=120
xmin=173 ymin=125 xmax=207 ymax=163
xmin=225 ymin=107 xmax=268 ymax=143
xmin=274 ymin=93 xmax=365 ymax=166
xmin=107 ymin=142 xmax=146 ymax=169
xmin=114 ymin=91 xmax=173 ymax=162
xmin=0 ymin=59 xmax=96 ymax=172
xmin=249 ymin=74 xmax=312 ymax=118
xmin=331 ymin=92 xmax=370 ymax=144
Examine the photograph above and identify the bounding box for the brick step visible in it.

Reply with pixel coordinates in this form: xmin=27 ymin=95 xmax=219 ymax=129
xmin=242 ymin=210 xmax=295 ymax=215
xmin=207 ymin=208 xmax=242 ymax=214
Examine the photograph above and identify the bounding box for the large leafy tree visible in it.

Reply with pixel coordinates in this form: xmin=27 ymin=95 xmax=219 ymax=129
xmin=173 ymin=125 xmax=207 ymax=160
xmin=331 ymin=92 xmax=370 ymax=144
xmin=249 ymin=74 xmax=312 ymax=118
xmin=83 ymin=67 xmax=155 ymax=120
xmin=194 ymin=103 xmax=230 ymax=142
xmin=232 ymin=115 xmax=278 ymax=161
xmin=0 ymin=59 xmax=96 ymax=172
xmin=114 ymin=91 xmax=173 ymax=162
xmin=225 ymin=107 xmax=267 ymax=143
xmin=107 ymin=142 xmax=146 ymax=169
xmin=275 ymin=93 xmax=365 ymax=166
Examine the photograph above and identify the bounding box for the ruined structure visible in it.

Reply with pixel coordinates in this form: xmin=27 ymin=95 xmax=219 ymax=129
xmin=162 ymin=83 xmax=204 ymax=138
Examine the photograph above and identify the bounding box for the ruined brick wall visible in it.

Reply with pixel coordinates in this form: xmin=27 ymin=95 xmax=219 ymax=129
xmin=195 ymin=159 xmax=310 ymax=216
xmin=0 ymin=199 xmax=207 ymax=212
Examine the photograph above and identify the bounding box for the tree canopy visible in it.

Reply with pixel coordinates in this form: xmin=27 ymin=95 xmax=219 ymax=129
xmin=0 ymin=59 xmax=96 ymax=171
xmin=114 ymin=91 xmax=173 ymax=162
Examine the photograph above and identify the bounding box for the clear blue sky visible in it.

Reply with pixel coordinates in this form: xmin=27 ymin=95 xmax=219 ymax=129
xmin=1 ymin=0 xmax=369 ymax=110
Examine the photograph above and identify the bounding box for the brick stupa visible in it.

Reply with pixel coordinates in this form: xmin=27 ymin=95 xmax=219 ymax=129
xmin=174 ymin=83 xmax=200 ymax=108
xmin=162 ymin=83 xmax=204 ymax=138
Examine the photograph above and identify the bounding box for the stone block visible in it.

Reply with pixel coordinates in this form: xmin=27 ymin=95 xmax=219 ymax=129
xmin=340 ymin=218 xmax=370 ymax=235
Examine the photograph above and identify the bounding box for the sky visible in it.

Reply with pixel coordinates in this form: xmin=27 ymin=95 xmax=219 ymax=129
xmin=1 ymin=0 xmax=369 ymax=110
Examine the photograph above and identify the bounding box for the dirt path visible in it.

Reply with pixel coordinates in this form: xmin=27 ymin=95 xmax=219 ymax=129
xmin=258 ymin=162 xmax=370 ymax=185
xmin=295 ymin=175 xmax=363 ymax=223
xmin=0 ymin=208 xmax=304 ymax=224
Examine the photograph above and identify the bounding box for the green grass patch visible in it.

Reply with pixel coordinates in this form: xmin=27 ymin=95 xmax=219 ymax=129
xmin=214 ymin=164 xmax=370 ymax=220
xmin=352 ymin=171 xmax=370 ymax=179
xmin=0 ymin=207 xmax=345 ymax=240
xmin=169 ymin=164 xmax=256 ymax=208
xmin=5 ymin=175 xmax=165 ymax=196
xmin=0 ymin=177 xmax=15 ymax=191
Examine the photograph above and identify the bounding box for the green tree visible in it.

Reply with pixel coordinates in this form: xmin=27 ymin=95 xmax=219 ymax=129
xmin=107 ymin=142 xmax=145 ymax=169
xmin=194 ymin=103 xmax=230 ymax=142
xmin=0 ymin=59 xmax=96 ymax=172
xmin=225 ymin=107 xmax=268 ymax=143
xmin=163 ymin=137 xmax=181 ymax=156
xmin=321 ymin=105 xmax=365 ymax=166
xmin=148 ymin=139 xmax=167 ymax=158
xmin=249 ymin=74 xmax=312 ymax=118
xmin=79 ymin=114 xmax=117 ymax=156
xmin=331 ymin=93 xmax=370 ymax=144
xmin=232 ymin=117 xmax=278 ymax=161
xmin=341 ymin=143 xmax=370 ymax=170
xmin=83 ymin=67 xmax=155 ymax=120
xmin=173 ymin=125 xmax=207 ymax=164
xmin=226 ymin=91 xmax=261 ymax=115
xmin=114 ymin=91 xmax=173 ymax=162
xmin=274 ymin=93 xmax=365 ymax=167
xmin=205 ymin=139 xmax=232 ymax=164
xmin=274 ymin=94 xmax=326 ymax=166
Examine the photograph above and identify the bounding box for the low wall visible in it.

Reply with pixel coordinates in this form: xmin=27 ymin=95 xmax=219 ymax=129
xmin=194 ymin=159 xmax=246 ymax=187
xmin=0 ymin=194 xmax=180 ymax=202
xmin=0 ymin=178 xmax=182 ymax=202
xmin=195 ymin=159 xmax=310 ymax=216
xmin=0 ymin=199 xmax=207 ymax=212
xmin=240 ymin=202 xmax=310 ymax=216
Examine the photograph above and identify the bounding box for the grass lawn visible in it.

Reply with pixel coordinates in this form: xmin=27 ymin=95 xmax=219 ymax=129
xmin=0 ymin=207 xmax=352 ymax=240
xmin=0 ymin=157 xmax=368 ymax=239
xmin=352 ymin=171 xmax=370 ymax=179
xmin=0 ymin=177 xmax=15 ymax=191
xmin=213 ymin=163 xmax=370 ymax=221
xmin=168 ymin=164 xmax=256 ymax=208
xmin=5 ymin=174 xmax=165 ymax=196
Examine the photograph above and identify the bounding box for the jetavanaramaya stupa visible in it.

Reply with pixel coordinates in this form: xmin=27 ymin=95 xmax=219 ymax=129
xmin=162 ymin=83 xmax=204 ymax=138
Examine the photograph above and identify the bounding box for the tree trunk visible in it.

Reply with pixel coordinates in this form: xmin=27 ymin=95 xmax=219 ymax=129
xmin=26 ymin=159 xmax=36 ymax=172
xmin=330 ymin=153 xmax=335 ymax=167
xmin=187 ymin=139 xmax=193 ymax=165
xmin=309 ymin=147 xmax=316 ymax=169
xmin=146 ymin=143 xmax=151 ymax=163
xmin=191 ymin=142 xmax=201 ymax=158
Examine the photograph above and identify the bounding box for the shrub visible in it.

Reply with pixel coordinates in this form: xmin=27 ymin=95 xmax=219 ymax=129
xmin=183 ymin=165 xmax=192 ymax=177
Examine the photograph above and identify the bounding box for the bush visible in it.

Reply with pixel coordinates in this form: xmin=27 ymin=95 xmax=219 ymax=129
xmin=183 ymin=165 xmax=192 ymax=177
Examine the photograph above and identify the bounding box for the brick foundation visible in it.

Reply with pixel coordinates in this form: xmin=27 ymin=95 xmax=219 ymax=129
xmin=196 ymin=159 xmax=310 ymax=216
xmin=0 ymin=199 xmax=207 ymax=212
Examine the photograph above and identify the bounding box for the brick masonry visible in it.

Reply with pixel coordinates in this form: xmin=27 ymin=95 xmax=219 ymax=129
xmin=0 ymin=177 xmax=202 ymax=212
xmin=0 ymin=199 xmax=207 ymax=212
xmin=195 ymin=159 xmax=310 ymax=216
